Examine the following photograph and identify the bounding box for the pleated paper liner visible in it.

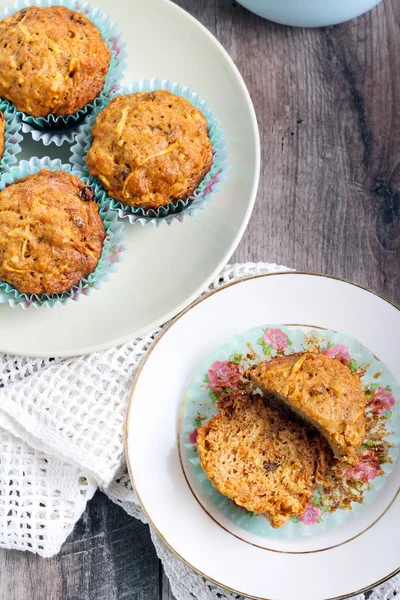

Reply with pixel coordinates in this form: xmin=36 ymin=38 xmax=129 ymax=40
xmin=0 ymin=100 xmax=23 ymax=171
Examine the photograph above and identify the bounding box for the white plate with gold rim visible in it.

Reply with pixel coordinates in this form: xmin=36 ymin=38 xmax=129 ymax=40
xmin=126 ymin=272 xmax=400 ymax=600
xmin=0 ymin=0 xmax=259 ymax=357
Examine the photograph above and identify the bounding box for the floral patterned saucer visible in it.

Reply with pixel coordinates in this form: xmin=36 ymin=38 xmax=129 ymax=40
xmin=181 ymin=325 xmax=400 ymax=539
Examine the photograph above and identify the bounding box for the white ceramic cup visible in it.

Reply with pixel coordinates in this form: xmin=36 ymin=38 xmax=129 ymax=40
xmin=237 ymin=0 xmax=382 ymax=27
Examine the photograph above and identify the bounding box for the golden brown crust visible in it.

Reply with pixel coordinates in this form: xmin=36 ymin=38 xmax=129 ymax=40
xmin=197 ymin=391 xmax=330 ymax=528
xmin=0 ymin=111 xmax=4 ymax=161
xmin=0 ymin=6 xmax=110 ymax=117
xmin=86 ymin=90 xmax=213 ymax=210
xmin=246 ymin=353 xmax=366 ymax=464
xmin=0 ymin=170 xmax=105 ymax=295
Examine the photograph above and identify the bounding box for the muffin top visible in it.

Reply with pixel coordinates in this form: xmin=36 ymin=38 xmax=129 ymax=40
xmin=246 ymin=352 xmax=366 ymax=464
xmin=0 ymin=170 xmax=105 ymax=296
xmin=0 ymin=6 xmax=111 ymax=118
xmin=86 ymin=90 xmax=213 ymax=210
xmin=0 ymin=112 xmax=4 ymax=161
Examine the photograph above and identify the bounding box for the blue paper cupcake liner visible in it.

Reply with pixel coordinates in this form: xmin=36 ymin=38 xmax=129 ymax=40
xmin=182 ymin=325 xmax=400 ymax=539
xmin=0 ymin=157 xmax=126 ymax=309
xmin=0 ymin=0 xmax=127 ymax=145
xmin=21 ymin=119 xmax=80 ymax=148
xmin=70 ymin=78 xmax=230 ymax=227
xmin=0 ymin=100 xmax=23 ymax=171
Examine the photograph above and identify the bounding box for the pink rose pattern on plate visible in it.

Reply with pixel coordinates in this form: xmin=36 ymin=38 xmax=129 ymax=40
xmin=189 ymin=326 xmax=398 ymax=529
xmin=368 ymin=387 xmax=395 ymax=417
xmin=291 ymin=496 xmax=328 ymax=525
xmin=299 ymin=503 xmax=322 ymax=525
xmin=323 ymin=343 xmax=351 ymax=362
xmin=258 ymin=327 xmax=292 ymax=356
xmin=346 ymin=449 xmax=380 ymax=483
xmin=263 ymin=328 xmax=288 ymax=350
xmin=207 ymin=360 xmax=243 ymax=393
xmin=189 ymin=428 xmax=198 ymax=446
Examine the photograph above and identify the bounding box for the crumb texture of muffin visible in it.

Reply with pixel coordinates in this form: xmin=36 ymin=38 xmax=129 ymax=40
xmin=0 ymin=111 xmax=4 ymax=160
xmin=196 ymin=391 xmax=329 ymax=528
xmin=0 ymin=6 xmax=111 ymax=118
xmin=86 ymin=90 xmax=213 ymax=210
xmin=0 ymin=170 xmax=105 ymax=295
xmin=246 ymin=353 xmax=366 ymax=464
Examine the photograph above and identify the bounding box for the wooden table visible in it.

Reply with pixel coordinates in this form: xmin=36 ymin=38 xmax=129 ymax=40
xmin=1 ymin=0 xmax=399 ymax=597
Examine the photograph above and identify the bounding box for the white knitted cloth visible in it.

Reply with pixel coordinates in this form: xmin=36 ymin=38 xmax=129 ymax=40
xmin=0 ymin=262 xmax=398 ymax=600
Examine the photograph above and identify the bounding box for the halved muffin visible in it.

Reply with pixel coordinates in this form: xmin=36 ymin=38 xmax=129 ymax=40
xmin=246 ymin=353 xmax=366 ymax=464
xmin=196 ymin=391 xmax=329 ymax=528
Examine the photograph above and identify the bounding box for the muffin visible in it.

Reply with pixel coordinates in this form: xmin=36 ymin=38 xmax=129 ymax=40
xmin=0 ymin=170 xmax=105 ymax=295
xmin=0 ymin=6 xmax=111 ymax=118
xmin=86 ymin=90 xmax=213 ymax=210
xmin=246 ymin=353 xmax=366 ymax=464
xmin=196 ymin=391 xmax=330 ymax=528
xmin=0 ymin=111 xmax=4 ymax=160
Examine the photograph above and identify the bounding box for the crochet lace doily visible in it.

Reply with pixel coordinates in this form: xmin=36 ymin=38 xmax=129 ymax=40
xmin=0 ymin=261 xmax=398 ymax=600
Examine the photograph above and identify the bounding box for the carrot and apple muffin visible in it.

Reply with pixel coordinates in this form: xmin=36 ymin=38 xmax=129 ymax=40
xmin=0 ymin=111 xmax=4 ymax=160
xmin=0 ymin=170 xmax=105 ymax=295
xmin=196 ymin=391 xmax=330 ymax=528
xmin=0 ymin=6 xmax=110 ymax=118
xmin=246 ymin=353 xmax=366 ymax=464
xmin=86 ymin=90 xmax=213 ymax=210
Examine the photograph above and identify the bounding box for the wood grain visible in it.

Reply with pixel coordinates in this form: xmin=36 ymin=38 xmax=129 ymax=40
xmin=1 ymin=1 xmax=399 ymax=598
xmin=215 ymin=0 xmax=400 ymax=304
xmin=0 ymin=492 xmax=162 ymax=600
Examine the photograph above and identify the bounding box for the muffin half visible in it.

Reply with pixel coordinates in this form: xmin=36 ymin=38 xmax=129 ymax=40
xmin=0 ymin=170 xmax=105 ymax=295
xmin=0 ymin=6 xmax=111 ymax=118
xmin=197 ymin=391 xmax=330 ymax=528
xmin=246 ymin=353 xmax=366 ymax=464
xmin=86 ymin=90 xmax=213 ymax=211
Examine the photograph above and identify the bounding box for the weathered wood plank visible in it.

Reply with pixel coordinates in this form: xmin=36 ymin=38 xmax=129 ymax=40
xmin=161 ymin=571 xmax=176 ymax=600
xmin=0 ymin=493 xmax=161 ymax=600
xmin=208 ymin=0 xmax=400 ymax=302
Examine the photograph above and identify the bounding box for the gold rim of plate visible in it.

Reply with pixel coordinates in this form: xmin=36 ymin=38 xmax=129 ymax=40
xmin=125 ymin=271 xmax=400 ymax=600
